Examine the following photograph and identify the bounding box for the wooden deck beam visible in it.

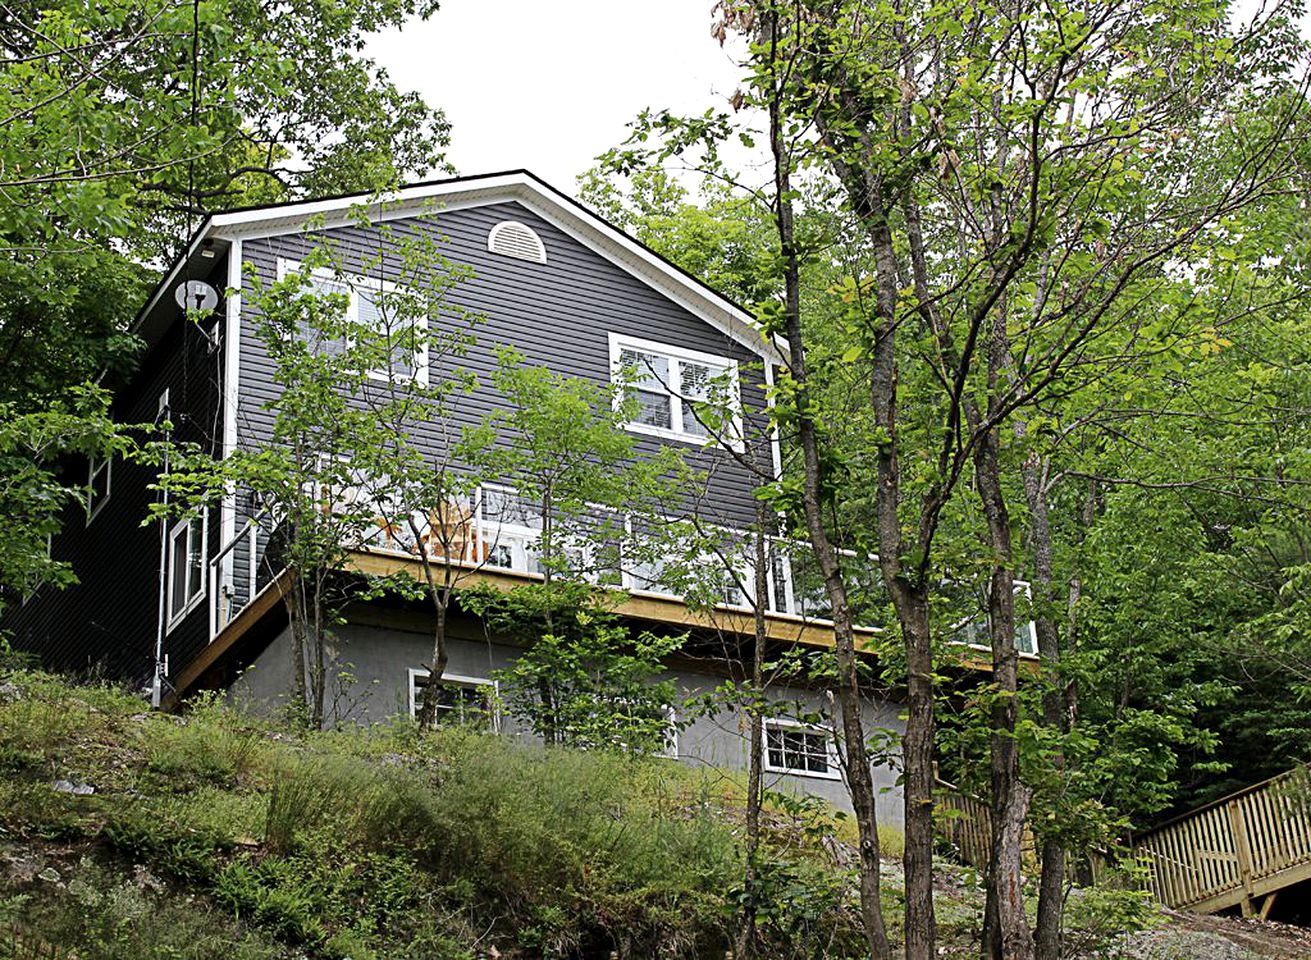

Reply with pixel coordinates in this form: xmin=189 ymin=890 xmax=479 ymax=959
xmin=169 ymin=548 xmax=1009 ymax=704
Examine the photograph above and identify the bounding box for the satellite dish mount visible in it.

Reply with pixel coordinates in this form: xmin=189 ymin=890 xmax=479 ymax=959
xmin=174 ymin=280 xmax=221 ymax=351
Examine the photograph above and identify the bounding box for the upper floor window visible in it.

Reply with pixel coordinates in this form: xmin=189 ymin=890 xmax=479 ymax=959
xmin=277 ymin=259 xmax=428 ymax=386
xmin=487 ymin=221 xmax=546 ymax=263
xmin=86 ymin=456 xmax=111 ymax=524
xmin=608 ymin=333 xmax=742 ymax=450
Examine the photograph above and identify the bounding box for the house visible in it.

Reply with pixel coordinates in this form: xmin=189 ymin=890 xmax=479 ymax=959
xmin=5 ymin=171 xmax=1030 ymax=823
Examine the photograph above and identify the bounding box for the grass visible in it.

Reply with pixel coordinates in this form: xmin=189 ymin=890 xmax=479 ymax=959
xmin=0 ymin=668 xmax=1174 ymax=959
xmin=0 ymin=669 xmax=867 ymax=958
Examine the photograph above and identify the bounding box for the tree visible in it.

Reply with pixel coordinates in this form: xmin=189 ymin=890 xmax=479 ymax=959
xmin=153 ymin=249 xmax=412 ymax=727
xmin=469 ymin=580 xmax=683 ymax=754
xmin=0 ymin=388 xmax=135 ymax=612
xmin=334 ymin=218 xmax=499 ymax=731
xmin=0 ymin=0 xmax=448 ymax=612
xmin=463 ymin=347 xmax=691 ymax=749
xmin=604 ymin=1 xmax=1309 ymax=956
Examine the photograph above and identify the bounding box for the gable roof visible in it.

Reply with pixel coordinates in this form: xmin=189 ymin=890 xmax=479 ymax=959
xmin=137 ymin=170 xmax=785 ymax=365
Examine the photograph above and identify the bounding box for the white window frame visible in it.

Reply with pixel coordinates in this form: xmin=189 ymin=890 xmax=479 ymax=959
xmin=166 ymin=510 xmax=208 ymax=631
xmin=477 ymin=483 xmax=543 ymax=574
xmin=762 ymin=716 xmax=842 ymax=781
xmin=407 ymin=668 xmax=500 ymax=732
xmin=608 ymin=333 xmax=743 ymax=451
xmin=655 ymin=703 xmax=679 ymax=759
xmin=86 ymin=456 xmax=111 ymax=525
xmin=276 ymin=258 xmax=429 ymax=386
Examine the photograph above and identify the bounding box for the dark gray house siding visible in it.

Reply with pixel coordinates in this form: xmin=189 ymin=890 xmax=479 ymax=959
xmin=3 ymin=287 xmax=226 ymax=686
xmin=230 ymin=614 xmax=907 ymax=826
xmin=233 ymin=201 xmax=771 ymax=537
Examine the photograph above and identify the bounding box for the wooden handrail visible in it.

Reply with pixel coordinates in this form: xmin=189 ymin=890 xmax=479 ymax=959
xmin=1132 ymin=764 xmax=1311 ymax=916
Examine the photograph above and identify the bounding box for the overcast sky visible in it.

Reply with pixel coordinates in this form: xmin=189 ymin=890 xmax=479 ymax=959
xmin=366 ymin=0 xmax=748 ymax=197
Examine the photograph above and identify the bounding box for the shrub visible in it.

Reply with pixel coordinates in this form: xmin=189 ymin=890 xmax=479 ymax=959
xmin=414 ymin=728 xmax=740 ymax=953
xmin=0 ymin=859 xmax=281 ymax=960
xmin=1063 ymin=864 xmax=1165 ymax=956
xmin=141 ymin=707 xmax=266 ymax=793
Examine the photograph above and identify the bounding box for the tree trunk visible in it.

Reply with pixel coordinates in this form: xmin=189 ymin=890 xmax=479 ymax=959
xmin=975 ymin=423 xmax=1034 ymax=960
xmin=1022 ymin=452 xmax=1067 ymax=960
xmin=735 ymin=509 xmax=771 ymax=960
xmin=413 ymin=534 xmax=454 ymax=731
xmin=287 ymin=579 xmax=309 ymax=727
xmin=417 ymin=592 xmax=452 ymax=730
xmin=764 ymin=14 xmax=891 ymax=954
xmin=893 ymin=578 xmax=937 ymax=959
xmin=309 ymin=574 xmax=326 ymax=730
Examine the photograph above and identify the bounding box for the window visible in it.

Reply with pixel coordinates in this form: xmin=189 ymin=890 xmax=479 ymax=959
xmin=487 ymin=221 xmax=546 ymax=263
xmin=476 ymin=484 xmax=600 ymax=580
xmin=408 ymin=669 xmax=498 ymax=730
xmin=478 ymin=485 xmax=543 ymax=573
xmin=167 ymin=512 xmax=207 ymax=628
xmin=609 ymin=334 xmax=741 ymax=449
xmin=763 ymin=718 xmax=841 ymax=780
xmin=86 ymin=456 xmax=111 ymax=523
xmin=276 ymin=259 xmax=428 ymax=385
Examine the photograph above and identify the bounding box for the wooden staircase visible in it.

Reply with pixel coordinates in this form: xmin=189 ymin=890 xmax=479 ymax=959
xmin=936 ymin=768 xmax=1311 ymax=919
xmin=1133 ymin=766 xmax=1311 ymax=917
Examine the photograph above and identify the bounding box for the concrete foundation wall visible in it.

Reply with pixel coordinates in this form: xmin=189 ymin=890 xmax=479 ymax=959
xmin=230 ymin=617 xmax=906 ymax=827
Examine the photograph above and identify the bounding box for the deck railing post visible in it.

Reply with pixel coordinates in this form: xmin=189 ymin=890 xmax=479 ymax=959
xmin=1227 ymin=799 xmax=1256 ymax=916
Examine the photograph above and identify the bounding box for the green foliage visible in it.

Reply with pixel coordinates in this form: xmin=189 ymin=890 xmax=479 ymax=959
xmin=0 ymin=861 xmax=284 ymax=960
xmin=467 ymin=582 xmax=684 ymax=752
xmin=0 ymin=0 xmax=450 ymax=611
xmin=101 ymin=804 xmax=230 ymax=884
xmin=0 ymin=387 xmax=139 ymax=613
xmin=1062 ymin=865 xmax=1166 ymax=957
xmin=0 ymin=668 xmax=891 ymax=958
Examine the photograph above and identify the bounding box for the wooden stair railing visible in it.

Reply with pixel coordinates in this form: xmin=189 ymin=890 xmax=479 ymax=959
xmin=1131 ymin=765 xmax=1311 ymax=917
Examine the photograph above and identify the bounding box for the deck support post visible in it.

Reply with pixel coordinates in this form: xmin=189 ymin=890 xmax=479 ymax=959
xmin=1258 ymin=892 xmax=1278 ymax=922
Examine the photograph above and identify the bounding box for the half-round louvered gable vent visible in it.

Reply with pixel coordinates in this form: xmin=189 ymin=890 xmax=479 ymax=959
xmin=487 ymin=221 xmax=547 ymax=263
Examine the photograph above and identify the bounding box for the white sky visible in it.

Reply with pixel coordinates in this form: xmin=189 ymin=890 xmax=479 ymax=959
xmin=366 ymin=0 xmax=748 ymax=197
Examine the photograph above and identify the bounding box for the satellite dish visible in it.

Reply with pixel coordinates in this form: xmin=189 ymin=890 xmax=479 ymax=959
xmin=174 ymin=279 xmax=219 ymax=315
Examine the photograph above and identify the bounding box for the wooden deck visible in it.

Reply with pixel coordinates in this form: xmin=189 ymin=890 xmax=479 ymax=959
xmin=1133 ymin=765 xmax=1311 ymax=917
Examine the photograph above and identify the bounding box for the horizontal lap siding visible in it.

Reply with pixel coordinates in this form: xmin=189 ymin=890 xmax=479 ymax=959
xmin=3 ymin=308 xmax=223 ymax=686
xmin=238 ymin=202 xmax=770 ymax=531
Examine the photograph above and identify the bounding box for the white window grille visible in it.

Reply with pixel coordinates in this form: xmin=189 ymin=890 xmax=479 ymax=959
xmin=86 ymin=456 xmax=111 ymax=524
xmin=276 ymin=259 xmax=428 ymax=386
xmin=408 ymin=669 xmax=499 ymax=731
xmin=763 ymin=717 xmax=841 ymax=780
xmin=167 ymin=511 xmax=207 ymax=629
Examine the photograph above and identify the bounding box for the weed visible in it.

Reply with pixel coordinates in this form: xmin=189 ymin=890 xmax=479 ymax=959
xmin=101 ymin=804 xmax=230 ymax=883
xmin=0 ymin=859 xmax=281 ymax=959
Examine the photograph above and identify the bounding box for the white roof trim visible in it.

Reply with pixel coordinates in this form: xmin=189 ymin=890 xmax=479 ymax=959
xmin=198 ymin=171 xmax=785 ymax=365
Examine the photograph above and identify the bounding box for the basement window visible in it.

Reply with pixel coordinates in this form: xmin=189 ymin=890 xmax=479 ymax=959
xmin=86 ymin=456 xmax=111 ymax=524
xmin=167 ymin=511 xmax=207 ymax=629
xmin=408 ymin=669 xmax=498 ymax=731
xmin=763 ymin=718 xmax=841 ymax=780
xmin=487 ymin=221 xmax=546 ymax=263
